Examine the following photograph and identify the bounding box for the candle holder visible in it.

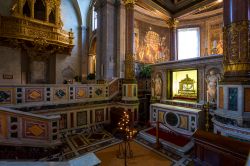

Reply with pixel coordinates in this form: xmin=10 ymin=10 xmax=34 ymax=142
xmin=116 ymin=111 xmax=137 ymax=166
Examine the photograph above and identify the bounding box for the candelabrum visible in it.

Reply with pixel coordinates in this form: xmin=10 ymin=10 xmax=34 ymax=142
xmin=117 ymin=111 xmax=137 ymax=166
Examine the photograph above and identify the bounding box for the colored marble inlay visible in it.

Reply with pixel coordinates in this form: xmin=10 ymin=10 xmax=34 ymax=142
xmin=60 ymin=114 xmax=67 ymax=129
xmin=244 ymin=88 xmax=250 ymax=112
xmin=179 ymin=115 xmax=188 ymax=130
xmin=23 ymin=119 xmax=48 ymax=140
xmin=158 ymin=111 xmax=165 ymax=123
xmin=25 ymin=88 xmax=44 ymax=102
xmin=127 ymin=85 xmax=132 ymax=97
xmin=75 ymin=87 xmax=87 ymax=99
xmin=53 ymin=87 xmax=67 ymax=101
xmin=228 ymin=88 xmax=238 ymax=111
xmin=0 ymin=89 xmax=12 ymax=104
xmin=77 ymin=111 xmax=87 ymax=126
xmin=219 ymin=87 xmax=224 ymax=109
xmin=95 ymin=109 xmax=104 ymax=123
xmin=93 ymin=87 xmax=105 ymax=98
xmin=109 ymin=80 xmax=119 ymax=96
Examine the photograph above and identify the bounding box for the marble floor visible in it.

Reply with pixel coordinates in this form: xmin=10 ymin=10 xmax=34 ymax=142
xmin=95 ymin=141 xmax=174 ymax=166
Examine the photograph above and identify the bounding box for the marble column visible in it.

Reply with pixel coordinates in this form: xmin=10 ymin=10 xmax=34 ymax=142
xmin=222 ymin=0 xmax=250 ymax=82
xmin=167 ymin=18 xmax=179 ymax=61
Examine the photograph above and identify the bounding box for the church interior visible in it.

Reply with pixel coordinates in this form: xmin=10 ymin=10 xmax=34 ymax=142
xmin=0 ymin=0 xmax=250 ymax=165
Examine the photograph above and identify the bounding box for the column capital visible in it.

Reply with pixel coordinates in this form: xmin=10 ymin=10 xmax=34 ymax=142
xmin=166 ymin=18 xmax=179 ymax=28
xmin=123 ymin=0 xmax=136 ymax=6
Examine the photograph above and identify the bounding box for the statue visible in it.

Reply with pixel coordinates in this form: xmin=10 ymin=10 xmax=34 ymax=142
xmin=154 ymin=74 xmax=162 ymax=97
xmin=206 ymin=70 xmax=220 ymax=103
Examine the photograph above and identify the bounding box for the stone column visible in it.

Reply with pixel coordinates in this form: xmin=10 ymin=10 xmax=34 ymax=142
xmin=167 ymin=18 xmax=179 ymax=61
xmin=223 ymin=0 xmax=250 ymax=82
xmin=95 ymin=0 xmax=116 ymax=81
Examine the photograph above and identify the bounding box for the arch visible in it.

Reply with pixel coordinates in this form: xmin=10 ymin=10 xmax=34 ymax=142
xmin=23 ymin=0 xmax=31 ymax=17
xmin=34 ymin=0 xmax=46 ymax=21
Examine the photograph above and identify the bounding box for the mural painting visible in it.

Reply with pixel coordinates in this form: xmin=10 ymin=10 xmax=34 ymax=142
xmin=134 ymin=20 xmax=170 ymax=64
xmin=208 ymin=23 xmax=223 ymax=55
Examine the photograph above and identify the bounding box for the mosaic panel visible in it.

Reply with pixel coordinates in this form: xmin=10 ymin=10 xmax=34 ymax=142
xmin=179 ymin=115 xmax=188 ymax=130
xmin=23 ymin=119 xmax=48 ymax=140
xmin=77 ymin=111 xmax=87 ymax=126
xmin=0 ymin=88 xmax=12 ymax=105
xmin=75 ymin=87 xmax=88 ymax=99
xmin=53 ymin=87 xmax=68 ymax=101
xmin=93 ymin=87 xmax=105 ymax=98
xmin=244 ymin=88 xmax=250 ymax=112
xmin=59 ymin=114 xmax=67 ymax=130
xmin=109 ymin=81 xmax=119 ymax=96
xmin=228 ymin=88 xmax=238 ymax=111
xmin=25 ymin=88 xmax=44 ymax=102
xmin=95 ymin=109 xmax=104 ymax=123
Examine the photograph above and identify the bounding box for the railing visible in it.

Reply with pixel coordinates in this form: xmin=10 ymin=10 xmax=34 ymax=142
xmin=0 ymin=107 xmax=60 ymax=147
xmin=0 ymin=78 xmax=120 ymax=107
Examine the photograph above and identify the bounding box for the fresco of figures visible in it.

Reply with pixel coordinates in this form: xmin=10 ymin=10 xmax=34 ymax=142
xmin=208 ymin=23 xmax=223 ymax=55
xmin=134 ymin=20 xmax=170 ymax=64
